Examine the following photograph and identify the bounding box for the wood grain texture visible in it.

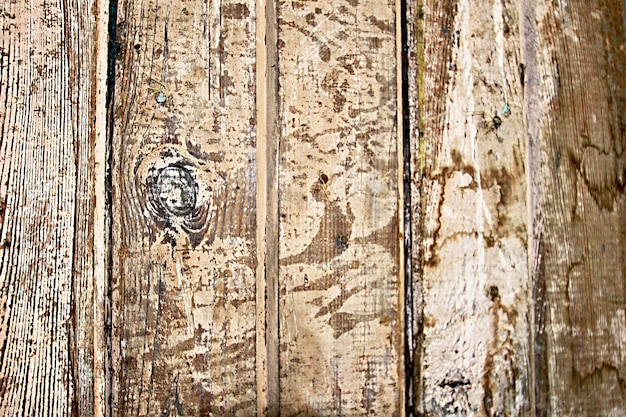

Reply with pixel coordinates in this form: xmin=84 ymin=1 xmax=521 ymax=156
xmin=524 ymin=0 xmax=626 ymax=415
xmin=412 ymin=0 xmax=532 ymax=415
xmin=275 ymin=0 xmax=404 ymax=414
xmin=0 ymin=0 xmax=105 ymax=414
xmin=110 ymin=0 xmax=257 ymax=414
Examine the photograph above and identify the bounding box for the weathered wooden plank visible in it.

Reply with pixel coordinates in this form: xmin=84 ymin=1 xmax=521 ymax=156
xmin=0 ymin=0 xmax=107 ymax=414
xmin=258 ymin=0 xmax=280 ymax=413
xmin=412 ymin=0 xmax=532 ymax=414
xmin=275 ymin=0 xmax=404 ymax=414
xmin=110 ymin=0 xmax=257 ymax=414
xmin=523 ymin=0 xmax=626 ymax=414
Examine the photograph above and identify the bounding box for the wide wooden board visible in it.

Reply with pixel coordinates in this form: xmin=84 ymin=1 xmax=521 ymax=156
xmin=411 ymin=0 xmax=532 ymax=414
xmin=524 ymin=0 xmax=626 ymax=414
xmin=110 ymin=0 xmax=257 ymax=414
xmin=0 ymin=0 xmax=107 ymax=414
xmin=275 ymin=0 xmax=404 ymax=414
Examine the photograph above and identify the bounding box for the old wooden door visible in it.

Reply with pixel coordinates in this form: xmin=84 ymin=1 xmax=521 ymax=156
xmin=0 ymin=0 xmax=625 ymax=415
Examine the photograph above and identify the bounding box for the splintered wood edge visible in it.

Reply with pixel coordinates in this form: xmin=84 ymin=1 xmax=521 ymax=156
xmin=93 ymin=0 xmax=109 ymax=415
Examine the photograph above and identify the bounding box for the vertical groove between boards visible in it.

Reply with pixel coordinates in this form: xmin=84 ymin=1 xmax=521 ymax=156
xmin=103 ymin=0 xmax=119 ymax=413
xmin=400 ymin=0 xmax=414 ymax=414
xmin=396 ymin=0 xmax=408 ymax=414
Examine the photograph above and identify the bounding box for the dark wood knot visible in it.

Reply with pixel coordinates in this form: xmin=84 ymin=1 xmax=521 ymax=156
xmin=139 ymin=146 xmax=225 ymax=247
xmin=155 ymin=166 xmax=197 ymax=216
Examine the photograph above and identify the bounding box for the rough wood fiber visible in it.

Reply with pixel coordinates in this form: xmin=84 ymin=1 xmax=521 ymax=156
xmin=524 ymin=0 xmax=626 ymax=415
xmin=110 ymin=0 xmax=257 ymax=414
xmin=0 ymin=0 xmax=105 ymax=414
xmin=276 ymin=0 xmax=404 ymax=414
xmin=412 ymin=1 xmax=532 ymax=415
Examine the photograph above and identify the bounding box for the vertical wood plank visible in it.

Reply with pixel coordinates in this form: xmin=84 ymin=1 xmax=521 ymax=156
xmin=524 ymin=0 xmax=626 ymax=414
xmin=275 ymin=0 xmax=404 ymax=414
xmin=110 ymin=0 xmax=257 ymax=414
xmin=412 ymin=0 xmax=532 ymax=414
xmin=259 ymin=0 xmax=281 ymax=413
xmin=0 ymin=0 xmax=106 ymax=414
xmin=256 ymin=0 xmax=272 ymax=413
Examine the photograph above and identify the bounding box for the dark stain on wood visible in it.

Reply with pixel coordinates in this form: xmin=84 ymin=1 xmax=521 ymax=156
xmin=280 ymin=199 xmax=353 ymax=266
xmin=319 ymin=43 xmax=331 ymax=62
xmin=154 ymin=166 xmax=198 ymax=216
xmin=221 ymin=3 xmax=249 ymax=19
xmin=482 ymin=285 xmax=522 ymax=416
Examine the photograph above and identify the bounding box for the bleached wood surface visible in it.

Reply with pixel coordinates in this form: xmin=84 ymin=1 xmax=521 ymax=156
xmin=410 ymin=0 xmax=531 ymax=415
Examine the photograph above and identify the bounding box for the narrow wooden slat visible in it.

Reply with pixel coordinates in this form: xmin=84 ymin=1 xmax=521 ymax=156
xmin=524 ymin=0 xmax=626 ymax=414
xmin=256 ymin=0 xmax=271 ymax=413
xmin=412 ymin=0 xmax=532 ymax=414
xmin=110 ymin=0 xmax=257 ymax=414
xmin=0 ymin=0 xmax=105 ymax=414
xmin=275 ymin=0 xmax=404 ymax=413
xmin=260 ymin=0 xmax=281 ymax=413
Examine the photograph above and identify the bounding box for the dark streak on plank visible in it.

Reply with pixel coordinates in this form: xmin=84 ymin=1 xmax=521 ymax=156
xmin=400 ymin=0 xmax=415 ymax=413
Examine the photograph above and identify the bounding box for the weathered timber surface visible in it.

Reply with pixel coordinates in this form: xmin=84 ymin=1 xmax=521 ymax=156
xmin=110 ymin=0 xmax=257 ymax=414
xmin=0 ymin=0 xmax=107 ymax=414
xmin=524 ymin=0 xmax=626 ymax=415
xmin=275 ymin=0 xmax=404 ymax=414
xmin=411 ymin=0 xmax=532 ymax=415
